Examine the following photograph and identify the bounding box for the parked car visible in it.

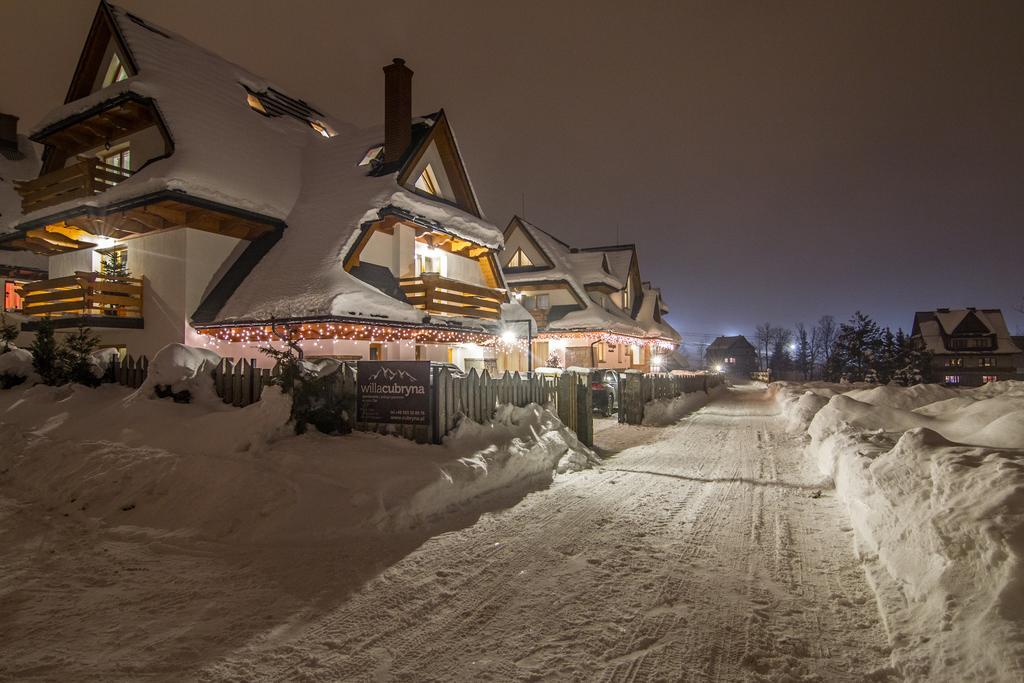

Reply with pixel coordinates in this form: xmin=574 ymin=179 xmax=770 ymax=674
xmin=431 ymin=362 xmax=466 ymax=378
xmin=590 ymin=369 xmax=620 ymax=416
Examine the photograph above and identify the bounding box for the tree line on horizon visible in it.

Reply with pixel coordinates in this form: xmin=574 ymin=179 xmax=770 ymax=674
xmin=750 ymin=312 xmax=932 ymax=384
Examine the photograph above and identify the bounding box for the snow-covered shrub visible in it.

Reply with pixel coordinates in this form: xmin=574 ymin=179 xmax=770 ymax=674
xmin=260 ymin=345 xmax=353 ymax=435
xmin=0 ymin=347 xmax=36 ymax=388
xmin=140 ymin=343 xmax=222 ymax=405
xmin=0 ymin=312 xmax=17 ymax=352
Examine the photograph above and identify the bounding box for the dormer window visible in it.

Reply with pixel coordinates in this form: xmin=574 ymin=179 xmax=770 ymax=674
xmin=103 ymin=53 xmax=129 ymax=87
xmin=507 ymin=248 xmax=533 ymax=268
xmin=359 ymin=145 xmax=384 ymax=167
xmin=415 ymin=164 xmax=441 ymax=196
xmin=243 ymin=85 xmax=335 ymax=138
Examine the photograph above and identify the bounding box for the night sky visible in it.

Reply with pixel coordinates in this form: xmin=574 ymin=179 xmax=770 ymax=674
xmin=2 ymin=0 xmax=1022 ymax=345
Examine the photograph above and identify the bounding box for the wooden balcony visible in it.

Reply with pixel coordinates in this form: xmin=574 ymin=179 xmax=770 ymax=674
xmin=17 ymin=271 xmax=143 ymax=326
xmin=400 ymin=272 xmax=503 ymax=320
xmin=13 ymin=157 xmax=132 ymax=215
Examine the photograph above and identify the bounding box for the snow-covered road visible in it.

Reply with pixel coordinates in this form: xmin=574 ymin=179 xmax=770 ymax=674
xmin=202 ymin=386 xmax=894 ymax=681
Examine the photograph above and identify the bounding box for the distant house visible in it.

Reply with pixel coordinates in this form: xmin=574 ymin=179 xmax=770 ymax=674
xmin=500 ymin=216 xmax=680 ymax=372
xmin=911 ymin=308 xmax=1023 ymax=386
xmin=705 ymin=335 xmax=757 ymax=378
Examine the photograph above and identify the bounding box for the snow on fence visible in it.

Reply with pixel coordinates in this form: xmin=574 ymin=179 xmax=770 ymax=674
xmin=105 ymin=354 xmax=594 ymax=446
xmin=619 ymin=372 xmax=723 ymax=425
xmin=431 ymin=367 xmax=591 ymax=446
xmin=109 ymin=354 xmax=148 ymax=389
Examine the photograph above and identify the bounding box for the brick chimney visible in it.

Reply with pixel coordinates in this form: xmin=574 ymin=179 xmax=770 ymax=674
xmin=0 ymin=113 xmax=23 ymax=160
xmin=383 ymin=58 xmax=413 ymax=165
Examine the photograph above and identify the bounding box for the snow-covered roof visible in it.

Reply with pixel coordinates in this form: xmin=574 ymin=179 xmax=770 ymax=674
xmin=564 ymin=251 xmax=622 ymax=289
xmin=0 ymin=136 xmax=48 ymax=271
xmin=914 ymin=309 xmax=1022 ymax=355
xmin=503 ymin=217 xmax=590 ymax=303
xmin=636 ymin=285 xmax=681 ymax=342
xmin=23 ymin=3 xmax=327 ymax=226
xmin=0 ymin=135 xmax=41 ymax=231
xmin=207 ymin=119 xmax=503 ymax=327
xmin=707 ymin=335 xmax=756 ymax=352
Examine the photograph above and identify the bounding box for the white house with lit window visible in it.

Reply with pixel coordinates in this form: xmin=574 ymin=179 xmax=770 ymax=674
xmin=500 ymin=216 xmax=680 ymax=371
xmin=0 ymin=1 xmax=528 ymax=370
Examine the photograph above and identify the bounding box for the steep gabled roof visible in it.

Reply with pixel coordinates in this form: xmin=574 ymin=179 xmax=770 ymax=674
xmin=636 ymin=284 xmax=681 ymax=343
xmin=707 ymin=335 xmax=756 ymax=352
xmin=24 ymin=1 xmax=332 ymax=227
xmin=912 ymin=308 xmax=1021 ymax=355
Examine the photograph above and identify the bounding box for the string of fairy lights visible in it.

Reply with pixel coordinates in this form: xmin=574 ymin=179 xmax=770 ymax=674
xmin=194 ymin=320 xmax=677 ymax=354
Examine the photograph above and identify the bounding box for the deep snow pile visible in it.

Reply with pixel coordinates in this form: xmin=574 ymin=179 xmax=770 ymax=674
xmin=772 ymin=380 xmax=1024 ymax=681
xmin=0 ymin=369 xmax=595 ymax=544
xmin=642 ymin=384 xmax=726 ymax=426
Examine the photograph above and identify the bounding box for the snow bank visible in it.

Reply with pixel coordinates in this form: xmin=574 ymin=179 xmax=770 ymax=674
xmin=0 ymin=347 xmax=38 ymax=385
xmin=785 ymin=381 xmax=1024 ymax=680
xmin=0 ymin=379 xmax=594 ymax=545
xmin=642 ymin=384 xmax=724 ymax=426
xmin=137 ymin=343 xmax=222 ymax=405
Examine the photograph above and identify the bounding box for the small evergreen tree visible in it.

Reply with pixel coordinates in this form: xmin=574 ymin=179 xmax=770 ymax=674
xmin=62 ymin=326 xmax=101 ymax=387
xmin=795 ymin=323 xmax=812 ymax=380
xmin=30 ymin=320 xmax=64 ymax=386
xmin=831 ymin=311 xmax=883 ymax=382
xmin=0 ymin=312 xmax=18 ymax=353
xmin=547 ymin=350 xmax=561 ymax=368
xmin=259 ymin=343 xmax=351 ymax=435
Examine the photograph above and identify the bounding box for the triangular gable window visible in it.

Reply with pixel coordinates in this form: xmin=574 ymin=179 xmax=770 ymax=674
xmin=415 ymin=164 xmax=442 ymax=196
xmin=103 ymin=53 xmax=129 ymax=87
xmin=507 ymin=248 xmax=534 ymax=268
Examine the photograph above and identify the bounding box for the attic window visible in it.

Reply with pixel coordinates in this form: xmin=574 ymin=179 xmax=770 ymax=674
xmin=359 ymin=145 xmax=384 ymax=167
xmin=310 ymin=120 xmax=336 ymax=138
xmin=507 ymin=248 xmax=533 ymax=268
xmin=415 ymin=164 xmax=441 ymax=195
xmin=246 ymin=93 xmax=267 ymax=114
xmin=242 ymin=85 xmax=335 ymax=137
xmin=103 ymin=54 xmax=129 ymax=87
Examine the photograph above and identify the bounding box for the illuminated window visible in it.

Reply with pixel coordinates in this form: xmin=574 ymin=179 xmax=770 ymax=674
xmin=944 ymin=375 xmax=960 ymax=385
xmin=522 ymin=293 xmax=549 ymax=310
xmin=950 ymin=337 xmax=990 ymax=349
xmin=359 ymin=145 xmax=384 ymax=166
xmin=595 ymin=343 xmax=606 ymax=363
xmin=246 ymin=93 xmax=267 ymax=114
xmin=415 ymin=244 xmax=446 ymax=276
xmin=310 ymin=120 xmax=336 ymax=138
xmin=100 ymin=145 xmax=131 ymax=171
xmin=103 ymin=54 xmax=129 ymax=87
xmin=415 ymin=164 xmax=441 ymax=196
xmin=946 ymin=357 xmax=964 ymax=367
xmin=979 ymin=357 xmax=996 ymax=368
xmin=725 ymin=357 xmax=736 ymax=364
xmin=982 ymin=375 xmax=998 ymax=383
xmin=4 ymin=281 xmax=25 ymax=311
xmin=507 ymin=248 xmax=534 ymax=268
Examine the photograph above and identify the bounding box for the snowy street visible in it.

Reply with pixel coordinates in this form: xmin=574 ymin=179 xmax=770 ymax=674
xmin=198 ymin=386 xmax=892 ymax=681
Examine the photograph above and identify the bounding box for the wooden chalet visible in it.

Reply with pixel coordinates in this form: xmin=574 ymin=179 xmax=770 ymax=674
xmin=501 ymin=216 xmax=680 ymax=372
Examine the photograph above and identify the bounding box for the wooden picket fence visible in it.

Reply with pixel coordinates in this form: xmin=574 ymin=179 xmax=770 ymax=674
xmin=109 ymin=354 xmax=148 ymax=389
xmin=431 ymin=367 xmax=591 ymax=446
xmin=619 ymin=371 xmax=724 ymax=425
xmin=105 ymin=353 xmax=594 ymax=446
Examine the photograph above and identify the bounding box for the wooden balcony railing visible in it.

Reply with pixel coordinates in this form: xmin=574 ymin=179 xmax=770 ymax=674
xmin=13 ymin=158 xmax=133 ymax=214
xmin=399 ymin=272 xmax=503 ymax=320
xmin=17 ymin=271 xmax=143 ymax=320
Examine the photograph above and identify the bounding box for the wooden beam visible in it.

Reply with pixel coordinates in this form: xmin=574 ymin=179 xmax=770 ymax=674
xmin=143 ymin=202 xmax=188 ymax=224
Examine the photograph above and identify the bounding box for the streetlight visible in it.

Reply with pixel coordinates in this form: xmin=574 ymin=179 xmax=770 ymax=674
xmin=503 ymin=319 xmax=533 ymax=373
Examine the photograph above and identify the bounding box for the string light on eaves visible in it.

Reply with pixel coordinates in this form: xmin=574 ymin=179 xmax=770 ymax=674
xmin=194 ymin=322 xmax=500 ymax=346
xmin=536 ymin=331 xmax=677 ymax=351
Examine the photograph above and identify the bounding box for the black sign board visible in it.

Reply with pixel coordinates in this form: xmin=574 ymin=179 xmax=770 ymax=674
xmin=357 ymin=361 xmax=431 ymax=425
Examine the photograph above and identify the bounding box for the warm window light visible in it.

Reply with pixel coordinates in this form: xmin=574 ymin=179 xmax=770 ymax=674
xmin=310 ymin=120 xmax=336 ymax=138
xmin=415 ymin=164 xmax=441 ymax=195
xmin=415 ymin=243 xmax=446 ymax=276
xmin=507 ymin=248 xmax=533 ymax=268
xmin=246 ymin=93 xmax=267 ymax=114
xmin=359 ymin=145 xmax=384 ymax=166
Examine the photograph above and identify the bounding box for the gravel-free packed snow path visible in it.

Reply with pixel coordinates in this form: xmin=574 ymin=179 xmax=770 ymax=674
xmin=204 ymin=386 xmax=895 ymax=681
